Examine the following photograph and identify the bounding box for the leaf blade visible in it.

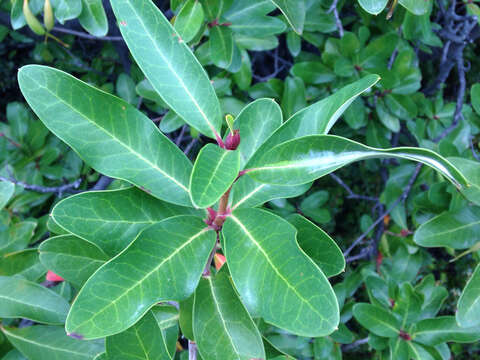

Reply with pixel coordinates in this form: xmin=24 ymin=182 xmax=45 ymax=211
xmin=457 ymin=264 xmax=480 ymax=328
xmin=110 ymin=0 xmax=221 ymax=138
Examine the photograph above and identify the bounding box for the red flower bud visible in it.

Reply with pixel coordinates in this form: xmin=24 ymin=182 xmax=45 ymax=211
xmin=46 ymin=270 xmax=64 ymax=282
xmin=225 ymin=130 xmax=240 ymax=150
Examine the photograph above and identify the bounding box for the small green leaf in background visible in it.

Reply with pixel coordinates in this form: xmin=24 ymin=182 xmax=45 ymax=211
xmin=174 ymin=0 xmax=205 ymax=43
xmin=210 ymin=26 xmax=234 ymax=69
xmin=39 ymin=235 xmax=109 ymax=288
xmin=398 ymin=0 xmax=429 ymax=15
xmin=0 ymin=276 xmax=69 ymax=325
xmin=448 ymin=157 xmax=480 ymax=205
xmin=358 ymin=0 xmax=388 ymax=15
xmin=414 ymin=207 xmax=480 ymax=249
xmin=270 ymin=0 xmax=306 ymax=34
xmin=190 ymin=144 xmax=240 ymax=208
xmin=116 ymin=73 xmax=137 ymax=105
xmin=353 ymin=303 xmax=400 ymax=337
xmin=66 ymin=216 xmax=215 ymax=339
xmin=287 ymin=214 xmax=345 ymax=277
xmin=412 ymin=316 xmax=480 ymax=346
xmin=222 ymin=208 xmax=339 ymax=337
xmin=110 ymin=0 xmax=222 ymax=139
xmin=51 ymin=0 xmax=83 ymax=24
xmin=0 ymin=181 xmax=15 ymax=209
xmin=78 ymin=0 xmax=108 ymax=37
xmin=457 ymin=264 xmax=480 ymax=328
xmin=193 ymin=272 xmax=265 ymax=360
xmin=105 ymin=311 xmax=171 ymax=360
xmin=1 ymin=326 xmax=104 ymax=360
xmin=471 ymin=83 xmax=480 ymax=115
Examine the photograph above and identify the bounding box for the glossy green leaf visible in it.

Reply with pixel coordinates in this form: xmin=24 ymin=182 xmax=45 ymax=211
xmin=416 ymin=275 xmax=448 ymax=320
xmin=414 ymin=207 xmax=480 ymax=249
xmin=393 ymin=283 xmax=423 ymax=327
xmin=407 ymin=342 xmax=443 ymax=360
xmin=281 ymin=76 xmax=306 ymax=119
xmin=0 ymin=181 xmax=14 ymax=209
xmin=179 ymin=294 xmax=195 ymax=340
xmin=110 ymin=0 xmax=222 ymax=139
xmin=352 ymin=303 xmax=400 ymax=337
xmin=18 ymin=65 xmax=193 ymax=206
xmin=0 ymin=221 xmax=36 ymax=256
xmin=0 ymin=276 xmax=69 ymax=325
xmin=234 ymin=99 xmax=282 ymax=168
xmin=222 ymin=208 xmax=339 ymax=337
xmin=51 ymin=0 xmax=82 ymax=24
xmin=105 ymin=311 xmax=171 ymax=360
xmin=269 ymin=0 xmax=305 ymax=34
xmin=389 ymin=337 xmax=409 ymax=360
xmin=51 ymin=187 xmax=200 ymax=256
xmin=193 ymin=272 xmax=265 ymax=360
xmin=448 ymin=157 xmax=480 ymax=205
xmin=210 ymin=26 xmax=234 ymax=69
xmin=399 ymin=0 xmax=429 ymax=15
xmin=457 ymin=264 xmax=480 ymax=327
xmin=412 ymin=316 xmax=480 ymax=345
xmin=230 ymin=175 xmax=311 ymax=210
xmin=2 ymin=349 xmax=27 ymax=360
xmin=246 ymin=75 xmax=380 ymax=167
xmin=0 ymin=249 xmax=46 ymax=281
xmin=174 ymin=0 xmax=204 ymax=42
xmin=248 ymin=135 xmax=468 ymax=190
xmin=66 ymin=216 xmax=215 ymax=339
xmin=358 ymin=0 xmax=388 ymax=15
xmin=224 ymin=0 xmax=286 ymax=38
xmin=1 ymin=326 xmax=104 ymax=360
xmin=190 ymin=144 xmax=240 ymax=208
xmin=78 ymin=0 xmax=108 ymax=37
xmin=39 ymin=235 xmax=109 ymax=288
xmin=287 ymin=214 xmax=344 ymax=277
xmin=290 ymin=62 xmax=335 ymax=85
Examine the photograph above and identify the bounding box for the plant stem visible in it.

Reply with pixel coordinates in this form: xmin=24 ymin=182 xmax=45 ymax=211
xmin=213 ymin=188 xmax=231 ymax=227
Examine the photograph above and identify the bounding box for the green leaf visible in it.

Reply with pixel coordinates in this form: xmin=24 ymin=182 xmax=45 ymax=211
xmin=105 ymin=311 xmax=171 ymax=360
xmin=290 ymin=62 xmax=335 ymax=85
xmin=0 ymin=276 xmax=69 ymax=325
xmin=415 ymin=275 xmax=448 ymax=320
xmin=51 ymin=187 xmax=200 ymax=256
xmin=358 ymin=0 xmax=388 ymax=15
xmin=110 ymin=0 xmax=222 ymax=139
xmin=248 ymin=135 xmax=468 ymax=190
xmin=0 ymin=249 xmax=46 ymax=281
xmin=448 ymin=157 xmax=480 ymax=205
xmin=472 ymin=84 xmax=480 ymax=115
xmin=2 ymin=349 xmax=27 ymax=360
xmin=174 ymin=0 xmax=204 ymax=43
xmin=407 ymin=342 xmax=443 ymax=360
xmin=151 ymin=305 xmax=179 ymax=358
xmin=193 ymin=272 xmax=265 ymax=359
xmin=179 ymin=294 xmax=195 ymax=340
xmin=230 ymin=175 xmax=311 ymax=210
xmin=287 ymin=214 xmax=344 ymax=277
xmin=246 ymin=75 xmax=380 ymax=167
xmin=393 ymin=283 xmax=423 ymax=328
xmin=210 ymin=26 xmax=234 ymax=69
xmin=39 ymin=235 xmax=109 ymax=288
xmin=0 ymin=181 xmax=14 ymax=209
xmin=269 ymin=0 xmax=305 ymax=34
xmin=222 ymin=208 xmax=339 ymax=337
xmin=412 ymin=316 xmax=480 ymax=346
xmin=78 ymin=0 xmax=108 ymax=37
xmin=116 ymin=73 xmax=137 ymax=105
xmin=51 ymin=0 xmax=82 ymax=24
xmin=281 ymin=76 xmax=306 ymax=119
xmin=352 ymin=303 xmax=400 ymax=337
xmin=234 ymin=99 xmax=282 ymax=168
xmin=413 ymin=207 xmax=480 ymax=249
xmin=457 ymin=264 xmax=480 ymax=328
xmin=224 ymin=0 xmax=286 ymax=38
xmin=18 ymin=65 xmax=193 ymax=206
xmin=190 ymin=144 xmax=240 ymax=208
xmin=399 ymin=0 xmax=429 ymax=15
xmin=1 ymin=326 xmax=104 ymax=360
xmin=66 ymin=216 xmax=215 ymax=339
xmin=0 ymin=221 xmax=37 ymax=256
xmin=389 ymin=337 xmax=409 ymax=360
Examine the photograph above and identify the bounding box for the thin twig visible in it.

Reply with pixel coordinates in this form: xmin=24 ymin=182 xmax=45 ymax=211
xmin=51 ymin=27 xmax=124 ymax=41
xmin=342 ymin=338 xmax=369 ymax=351
xmin=343 ymin=164 xmax=422 ymax=257
xmin=0 ymin=176 xmax=82 ymax=196
xmin=328 ymin=0 xmax=344 ymax=38
xmin=330 ymin=173 xmax=378 ymax=202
